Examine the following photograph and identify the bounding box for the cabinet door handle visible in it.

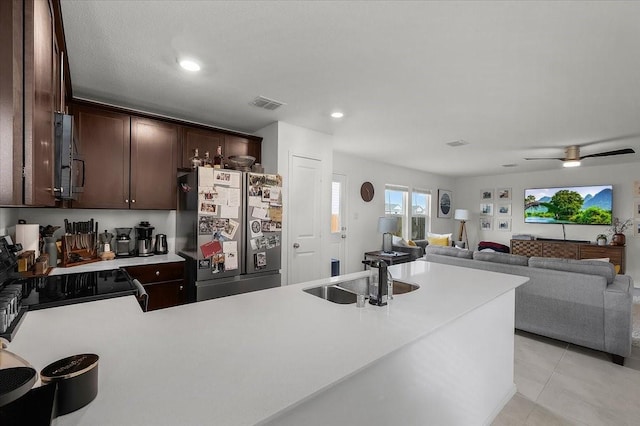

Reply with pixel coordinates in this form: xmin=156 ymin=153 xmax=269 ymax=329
xmin=131 ymin=199 xmax=136 ymax=203
xmin=155 ymin=271 xmax=160 ymax=276
xmin=293 ymin=243 xmax=300 ymax=248
xmin=125 ymin=199 xmax=129 ymax=203
xmin=179 ymin=286 xmax=184 ymax=290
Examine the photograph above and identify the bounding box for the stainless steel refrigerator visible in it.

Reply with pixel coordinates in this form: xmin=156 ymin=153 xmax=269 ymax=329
xmin=177 ymin=168 xmax=282 ymax=301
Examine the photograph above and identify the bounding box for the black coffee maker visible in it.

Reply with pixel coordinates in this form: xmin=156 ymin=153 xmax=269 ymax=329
xmin=135 ymin=222 xmax=154 ymax=257
xmin=362 ymin=259 xmax=389 ymax=306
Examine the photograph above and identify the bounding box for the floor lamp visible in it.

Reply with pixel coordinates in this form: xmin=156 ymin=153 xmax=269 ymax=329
xmin=454 ymin=209 xmax=470 ymax=249
xmin=378 ymin=217 xmax=398 ymax=253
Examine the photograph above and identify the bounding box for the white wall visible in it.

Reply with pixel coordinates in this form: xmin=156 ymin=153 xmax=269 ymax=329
xmin=10 ymin=208 xmax=177 ymax=253
xmin=257 ymin=121 xmax=334 ymax=285
xmin=454 ymin=162 xmax=640 ymax=284
xmin=333 ymin=152 xmax=456 ymax=274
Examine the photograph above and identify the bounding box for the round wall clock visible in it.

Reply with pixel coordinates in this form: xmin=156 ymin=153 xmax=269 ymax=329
xmin=360 ymin=182 xmax=374 ymax=202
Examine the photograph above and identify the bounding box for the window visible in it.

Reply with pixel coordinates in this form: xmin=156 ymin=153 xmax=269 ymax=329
xmin=385 ymin=185 xmax=431 ymax=240
xmin=385 ymin=186 xmax=407 ymax=238
xmin=331 ymin=180 xmax=341 ymax=233
xmin=411 ymin=190 xmax=431 ymax=240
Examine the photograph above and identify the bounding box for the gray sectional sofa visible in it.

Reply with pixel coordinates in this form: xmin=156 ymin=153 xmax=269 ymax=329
xmin=423 ymin=245 xmax=634 ymax=364
xmin=392 ymin=239 xmax=429 ymax=260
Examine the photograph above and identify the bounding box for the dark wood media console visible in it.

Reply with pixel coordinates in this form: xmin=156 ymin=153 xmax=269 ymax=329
xmin=510 ymin=239 xmax=626 ymax=274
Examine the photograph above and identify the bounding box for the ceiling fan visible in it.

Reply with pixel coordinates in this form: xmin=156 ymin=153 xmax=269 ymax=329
xmin=524 ymin=145 xmax=636 ymax=168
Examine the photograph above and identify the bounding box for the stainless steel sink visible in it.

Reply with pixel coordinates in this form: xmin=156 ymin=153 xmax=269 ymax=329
xmin=335 ymin=278 xmax=420 ymax=296
xmin=303 ymin=285 xmax=358 ymax=304
xmin=391 ymin=281 xmax=420 ymax=295
xmin=303 ymin=278 xmax=420 ymax=304
xmin=334 ymin=277 xmax=369 ymax=295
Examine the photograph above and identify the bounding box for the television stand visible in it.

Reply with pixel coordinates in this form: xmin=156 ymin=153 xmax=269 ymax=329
xmin=535 ymin=237 xmax=591 ymax=244
xmin=510 ymin=239 xmax=625 ymax=274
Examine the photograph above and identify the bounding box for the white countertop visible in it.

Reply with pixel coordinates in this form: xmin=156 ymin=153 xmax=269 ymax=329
xmin=48 ymin=253 xmax=185 ymax=275
xmin=8 ymin=261 xmax=528 ymax=425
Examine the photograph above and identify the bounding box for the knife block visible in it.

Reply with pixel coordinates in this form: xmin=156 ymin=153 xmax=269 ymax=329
xmin=61 ymin=234 xmax=100 ymax=267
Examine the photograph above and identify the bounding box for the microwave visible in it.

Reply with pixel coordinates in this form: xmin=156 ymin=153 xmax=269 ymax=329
xmin=54 ymin=113 xmax=84 ymax=200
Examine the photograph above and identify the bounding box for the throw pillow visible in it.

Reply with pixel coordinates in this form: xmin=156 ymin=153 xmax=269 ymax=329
xmin=426 ymin=232 xmax=452 ymax=247
xmin=407 ymin=240 xmax=417 ymax=246
xmin=427 ymin=235 xmax=449 ymax=246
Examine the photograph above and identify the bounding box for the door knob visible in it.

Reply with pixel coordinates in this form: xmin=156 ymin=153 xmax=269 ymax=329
xmin=293 ymin=243 xmax=300 ymax=248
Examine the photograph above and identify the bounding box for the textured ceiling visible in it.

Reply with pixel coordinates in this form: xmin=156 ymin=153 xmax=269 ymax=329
xmin=60 ymin=1 xmax=640 ymax=176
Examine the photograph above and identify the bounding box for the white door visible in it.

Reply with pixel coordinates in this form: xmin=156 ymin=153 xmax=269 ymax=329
xmin=329 ymin=174 xmax=347 ymax=275
xmin=289 ymin=155 xmax=322 ymax=284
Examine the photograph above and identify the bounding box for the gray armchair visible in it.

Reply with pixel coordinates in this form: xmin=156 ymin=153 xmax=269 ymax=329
xmin=392 ymin=239 xmax=428 ymax=260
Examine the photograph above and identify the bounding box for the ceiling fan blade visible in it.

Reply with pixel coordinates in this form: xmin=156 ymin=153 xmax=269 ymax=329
xmin=523 ymin=157 xmax=564 ymax=161
xmin=580 ymin=148 xmax=636 ymax=159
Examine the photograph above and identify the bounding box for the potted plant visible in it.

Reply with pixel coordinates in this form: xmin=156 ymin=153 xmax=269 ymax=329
xmin=596 ymin=234 xmax=607 ymax=246
xmin=608 ymin=217 xmax=632 ymax=246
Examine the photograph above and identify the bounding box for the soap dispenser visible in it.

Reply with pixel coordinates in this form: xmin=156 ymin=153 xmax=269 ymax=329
xmin=362 ymin=259 xmax=389 ymax=306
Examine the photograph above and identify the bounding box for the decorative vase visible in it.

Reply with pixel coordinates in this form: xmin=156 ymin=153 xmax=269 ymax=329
xmin=611 ymin=233 xmax=626 ymax=246
xmin=597 ymin=237 xmax=606 ymax=246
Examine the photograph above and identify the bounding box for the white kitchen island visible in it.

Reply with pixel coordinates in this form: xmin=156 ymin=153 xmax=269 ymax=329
xmin=7 ymin=261 xmax=528 ymax=425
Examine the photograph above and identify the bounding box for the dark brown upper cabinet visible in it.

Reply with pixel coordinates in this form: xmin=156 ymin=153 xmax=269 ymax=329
xmin=130 ymin=117 xmax=178 ymax=210
xmin=0 ymin=0 xmax=69 ymax=206
xmin=72 ymin=104 xmax=131 ymax=209
xmin=71 ymin=103 xmax=178 ymax=210
xmin=0 ymin=0 xmax=24 ymax=205
xmin=181 ymin=126 xmax=225 ymax=168
xmin=180 ymin=126 xmax=261 ymax=169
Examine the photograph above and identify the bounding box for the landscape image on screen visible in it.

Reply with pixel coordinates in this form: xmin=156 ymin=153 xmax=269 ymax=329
xmin=524 ymin=185 xmax=612 ymax=225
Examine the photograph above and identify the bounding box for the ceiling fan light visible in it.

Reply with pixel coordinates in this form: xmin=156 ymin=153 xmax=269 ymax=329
xmin=563 ymin=160 xmax=581 ymax=168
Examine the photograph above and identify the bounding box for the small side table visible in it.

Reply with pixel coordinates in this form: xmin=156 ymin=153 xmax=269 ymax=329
xmin=363 ymin=251 xmax=411 ymax=268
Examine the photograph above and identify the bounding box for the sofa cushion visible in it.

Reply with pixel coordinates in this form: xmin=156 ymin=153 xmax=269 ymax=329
xmin=425 ymin=245 xmax=473 ymax=259
xmin=473 ymin=251 xmax=529 ymax=266
xmin=528 ymin=257 xmax=616 ymax=284
xmin=427 ymin=232 xmax=451 ymax=246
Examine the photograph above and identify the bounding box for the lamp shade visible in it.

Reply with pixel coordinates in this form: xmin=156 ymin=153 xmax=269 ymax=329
xmin=454 ymin=209 xmax=470 ymax=221
xmin=378 ymin=217 xmax=398 ymax=233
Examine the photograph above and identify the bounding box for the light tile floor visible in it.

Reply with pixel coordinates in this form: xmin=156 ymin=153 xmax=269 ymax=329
xmin=492 ymin=331 xmax=640 ymax=425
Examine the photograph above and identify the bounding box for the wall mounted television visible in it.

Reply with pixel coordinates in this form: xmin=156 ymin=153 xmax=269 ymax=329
xmin=524 ymin=185 xmax=613 ymax=225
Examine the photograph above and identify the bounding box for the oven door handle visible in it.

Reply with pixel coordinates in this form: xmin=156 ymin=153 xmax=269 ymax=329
xmin=132 ymin=279 xmax=148 ymax=312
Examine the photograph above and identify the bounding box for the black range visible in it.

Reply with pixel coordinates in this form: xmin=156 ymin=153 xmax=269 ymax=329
xmin=19 ymin=269 xmax=137 ymax=311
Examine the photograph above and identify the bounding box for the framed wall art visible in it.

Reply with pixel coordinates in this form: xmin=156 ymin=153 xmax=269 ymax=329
xmin=497 ymin=203 xmax=511 ymax=215
xmin=634 ymin=199 xmax=640 ymax=218
xmin=481 ymin=189 xmax=493 ymax=200
xmin=635 ymin=221 xmax=640 ymax=237
xmin=633 ymin=180 xmax=640 ymax=197
xmin=496 ymin=218 xmax=511 ymax=231
xmin=496 ymin=187 xmax=512 ymax=201
xmin=480 ymin=203 xmax=494 ymax=216
xmin=437 ymin=189 xmax=453 ymax=218
xmin=480 ymin=217 xmax=492 ymax=231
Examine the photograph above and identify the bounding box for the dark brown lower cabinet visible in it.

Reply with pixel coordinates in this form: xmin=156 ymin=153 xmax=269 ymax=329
xmin=125 ymin=262 xmax=186 ymax=311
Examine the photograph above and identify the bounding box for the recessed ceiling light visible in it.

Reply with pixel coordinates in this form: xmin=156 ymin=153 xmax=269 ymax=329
xmin=502 ymin=164 xmax=518 ymax=168
xmin=562 ymin=160 xmax=581 ymax=168
xmin=179 ymin=59 xmax=201 ymax=72
xmin=446 ymin=140 xmax=469 ymax=147
xmin=330 ymin=112 xmax=344 ymax=119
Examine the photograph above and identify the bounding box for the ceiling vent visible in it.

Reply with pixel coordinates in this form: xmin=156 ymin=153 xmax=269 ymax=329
xmin=446 ymin=140 xmax=469 ymax=147
xmin=250 ymin=96 xmax=286 ymax=110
